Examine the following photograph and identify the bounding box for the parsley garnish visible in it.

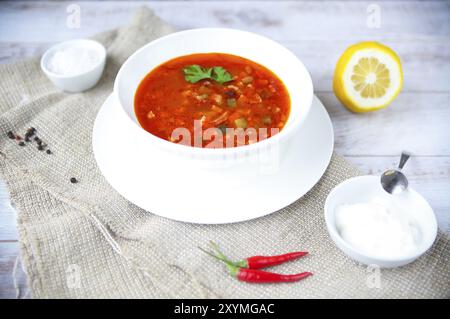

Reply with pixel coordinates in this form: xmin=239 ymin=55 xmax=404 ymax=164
xmin=182 ymin=65 xmax=233 ymax=85
xmin=183 ymin=65 xmax=213 ymax=83
xmin=211 ymin=66 xmax=233 ymax=84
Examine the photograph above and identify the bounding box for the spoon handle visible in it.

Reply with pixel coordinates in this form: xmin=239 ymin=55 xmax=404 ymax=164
xmin=398 ymin=151 xmax=411 ymax=170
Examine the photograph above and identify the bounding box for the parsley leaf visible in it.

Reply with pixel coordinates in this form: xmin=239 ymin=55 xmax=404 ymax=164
xmin=183 ymin=65 xmax=213 ymax=83
xmin=182 ymin=65 xmax=233 ymax=84
xmin=211 ymin=66 xmax=233 ymax=84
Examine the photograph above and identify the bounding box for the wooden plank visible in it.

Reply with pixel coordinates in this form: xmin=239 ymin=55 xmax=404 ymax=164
xmin=0 ymin=1 xmax=449 ymax=92
xmin=0 ymin=0 xmax=447 ymax=41
xmin=285 ymin=41 xmax=450 ymax=93
xmin=0 ymin=180 xmax=18 ymax=241
xmin=318 ymin=92 xmax=450 ymax=156
xmin=1 ymin=40 xmax=449 ymax=93
xmin=0 ymin=242 xmax=29 ymax=299
xmin=0 ymin=42 xmax=50 ymax=64
xmin=0 ymin=1 xmax=449 ymax=42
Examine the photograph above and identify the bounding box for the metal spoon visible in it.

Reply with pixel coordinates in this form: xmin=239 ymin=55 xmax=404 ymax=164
xmin=381 ymin=151 xmax=411 ymax=194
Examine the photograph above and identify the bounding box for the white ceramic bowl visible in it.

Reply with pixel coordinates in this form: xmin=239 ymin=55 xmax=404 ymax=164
xmin=41 ymin=39 xmax=106 ymax=93
xmin=324 ymin=175 xmax=438 ymax=268
xmin=114 ymin=28 xmax=313 ymax=164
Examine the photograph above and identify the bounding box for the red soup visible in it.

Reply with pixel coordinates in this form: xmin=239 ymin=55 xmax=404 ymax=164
xmin=134 ymin=53 xmax=290 ymax=148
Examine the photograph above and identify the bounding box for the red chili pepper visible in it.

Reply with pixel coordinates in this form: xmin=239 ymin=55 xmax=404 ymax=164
xmin=243 ymin=252 xmax=308 ymax=269
xmin=210 ymin=241 xmax=308 ymax=269
xmin=226 ymin=263 xmax=312 ymax=283
xmin=199 ymin=245 xmax=313 ymax=284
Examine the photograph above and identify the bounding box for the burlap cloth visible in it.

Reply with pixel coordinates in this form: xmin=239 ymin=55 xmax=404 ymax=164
xmin=0 ymin=7 xmax=448 ymax=299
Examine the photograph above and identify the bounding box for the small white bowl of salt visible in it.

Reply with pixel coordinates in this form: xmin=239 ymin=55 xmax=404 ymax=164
xmin=41 ymin=39 xmax=106 ymax=93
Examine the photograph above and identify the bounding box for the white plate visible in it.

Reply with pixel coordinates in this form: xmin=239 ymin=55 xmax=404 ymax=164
xmin=92 ymin=94 xmax=334 ymax=224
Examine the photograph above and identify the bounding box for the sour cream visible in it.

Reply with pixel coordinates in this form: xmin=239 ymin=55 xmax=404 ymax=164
xmin=335 ymin=196 xmax=422 ymax=259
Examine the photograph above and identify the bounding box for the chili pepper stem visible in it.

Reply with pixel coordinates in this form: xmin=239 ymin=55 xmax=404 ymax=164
xmin=209 ymin=241 xmax=229 ymax=260
xmin=226 ymin=263 xmax=240 ymax=278
xmin=198 ymin=246 xmax=236 ymax=266
xmin=209 ymin=241 xmax=248 ymax=268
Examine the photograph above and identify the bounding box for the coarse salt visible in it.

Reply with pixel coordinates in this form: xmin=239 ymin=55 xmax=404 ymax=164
xmin=46 ymin=45 xmax=101 ymax=76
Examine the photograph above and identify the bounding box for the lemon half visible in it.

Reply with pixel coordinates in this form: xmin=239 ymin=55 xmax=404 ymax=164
xmin=333 ymin=42 xmax=403 ymax=112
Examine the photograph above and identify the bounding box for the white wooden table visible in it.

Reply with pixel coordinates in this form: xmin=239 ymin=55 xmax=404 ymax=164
xmin=0 ymin=0 xmax=449 ymax=299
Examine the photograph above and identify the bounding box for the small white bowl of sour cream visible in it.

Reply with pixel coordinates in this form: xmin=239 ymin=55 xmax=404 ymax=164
xmin=324 ymin=175 xmax=438 ymax=268
xmin=41 ymin=39 xmax=106 ymax=93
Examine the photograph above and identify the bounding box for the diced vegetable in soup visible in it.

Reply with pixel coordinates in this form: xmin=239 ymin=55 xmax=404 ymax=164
xmin=134 ymin=53 xmax=290 ymax=148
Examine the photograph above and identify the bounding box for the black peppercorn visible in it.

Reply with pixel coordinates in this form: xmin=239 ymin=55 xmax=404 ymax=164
xmin=46 ymin=149 xmax=52 ymax=154
xmin=18 ymin=141 xmax=25 ymax=146
xmin=7 ymin=131 xmax=15 ymax=139
xmin=70 ymin=177 xmax=78 ymax=184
